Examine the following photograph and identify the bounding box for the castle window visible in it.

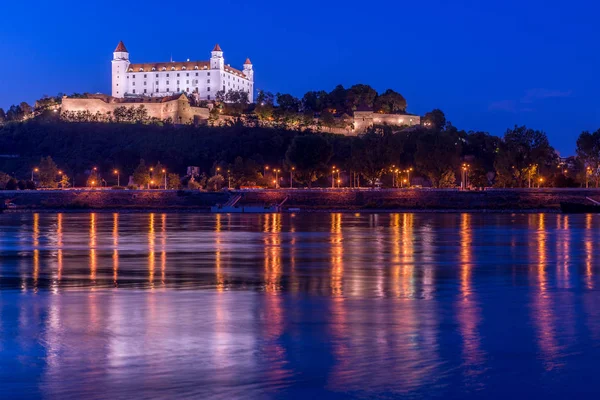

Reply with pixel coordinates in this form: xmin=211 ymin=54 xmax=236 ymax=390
xmin=186 ymin=88 xmax=189 ymax=92
xmin=195 ymin=73 xmax=198 ymax=76
xmin=207 ymin=95 xmax=211 ymax=100
xmin=177 ymin=88 xmax=180 ymax=92
xmin=166 ymin=74 xmax=169 ymax=77
xmin=156 ymin=89 xmax=159 ymax=93
xmin=207 ymin=72 xmax=210 ymax=76
xmin=144 ymin=74 xmax=147 ymax=78
xmin=186 ymin=73 xmax=189 ymax=77
xmin=177 ymin=80 xmax=180 ymax=84
xmin=186 ymin=80 xmax=189 ymax=84
xmin=167 ymin=87 xmax=169 ymax=92
xmin=156 ymin=81 xmax=158 ymax=85
xmin=132 ymin=75 xmax=135 ymax=78
xmin=133 ymin=89 xmax=136 ymax=94
xmin=166 ymin=81 xmax=169 ymax=84
xmin=132 ymin=82 xmax=135 ymax=86
xmin=177 ymin=73 xmax=180 ymax=77
xmin=144 ymin=89 xmax=147 ymax=94
xmin=207 ymin=87 xmax=210 ymax=92
xmin=207 ymin=79 xmax=210 ymax=83
xmin=144 ymin=81 xmax=147 ymax=85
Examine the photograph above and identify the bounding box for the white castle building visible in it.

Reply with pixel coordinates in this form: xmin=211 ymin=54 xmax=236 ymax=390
xmin=111 ymin=41 xmax=254 ymax=102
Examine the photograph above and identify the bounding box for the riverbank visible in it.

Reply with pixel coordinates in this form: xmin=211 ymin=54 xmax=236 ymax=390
xmin=1 ymin=188 xmax=598 ymax=212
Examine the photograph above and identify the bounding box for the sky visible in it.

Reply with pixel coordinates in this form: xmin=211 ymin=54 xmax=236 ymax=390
xmin=1 ymin=0 xmax=599 ymax=155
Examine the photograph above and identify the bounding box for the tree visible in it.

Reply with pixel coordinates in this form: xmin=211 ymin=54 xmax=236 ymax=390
xmin=285 ymin=134 xmax=333 ymax=187
xmin=0 ymin=108 xmax=5 ymax=124
xmin=576 ymin=129 xmax=600 ymax=187
xmin=415 ymin=130 xmax=462 ymax=187
xmin=351 ymin=130 xmax=395 ymax=187
xmin=423 ymin=109 xmax=446 ymax=131
xmin=86 ymin=170 xmax=100 ymax=187
xmin=38 ymin=156 xmax=59 ymax=188
xmin=0 ymin=172 xmax=10 ymax=189
xmin=207 ymin=174 xmax=225 ymax=191
xmin=438 ymin=170 xmax=457 ymax=188
xmin=301 ymin=91 xmax=328 ymax=113
xmin=374 ymin=89 xmax=407 ymax=114
xmin=167 ymin=173 xmax=182 ymax=189
xmin=60 ymin=173 xmax=71 ymax=188
xmin=347 ymin=84 xmax=378 ymax=110
xmin=494 ymin=126 xmax=557 ymax=187
xmin=133 ymin=159 xmax=151 ymax=187
xmin=154 ymin=162 xmax=166 ymax=187
xmin=5 ymin=178 xmax=18 ymax=190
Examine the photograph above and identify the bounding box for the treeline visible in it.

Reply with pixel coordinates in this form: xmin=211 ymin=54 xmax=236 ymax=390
xmin=0 ymin=109 xmax=597 ymax=190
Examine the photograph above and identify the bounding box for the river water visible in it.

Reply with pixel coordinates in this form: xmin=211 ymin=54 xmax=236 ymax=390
xmin=0 ymin=212 xmax=599 ymax=399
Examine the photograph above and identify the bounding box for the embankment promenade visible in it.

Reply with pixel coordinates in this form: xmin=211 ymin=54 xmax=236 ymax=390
xmin=0 ymin=188 xmax=598 ymax=212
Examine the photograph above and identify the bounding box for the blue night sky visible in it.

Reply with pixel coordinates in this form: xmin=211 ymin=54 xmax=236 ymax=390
xmin=1 ymin=0 xmax=598 ymax=155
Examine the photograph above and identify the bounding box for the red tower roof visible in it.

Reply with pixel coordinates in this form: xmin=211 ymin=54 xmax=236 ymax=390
xmin=212 ymin=44 xmax=222 ymax=52
xmin=114 ymin=41 xmax=128 ymax=52
xmin=244 ymin=58 xmax=252 ymax=65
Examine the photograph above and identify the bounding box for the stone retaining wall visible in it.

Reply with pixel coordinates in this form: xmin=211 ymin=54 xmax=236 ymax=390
xmin=0 ymin=190 xmax=228 ymax=210
xmin=1 ymin=188 xmax=598 ymax=211
xmin=235 ymin=189 xmax=600 ymax=211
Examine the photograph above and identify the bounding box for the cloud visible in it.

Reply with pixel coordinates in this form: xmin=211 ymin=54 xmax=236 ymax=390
xmin=489 ymin=88 xmax=571 ymax=112
xmin=520 ymin=88 xmax=572 ymax=103
xmin=488 ymin=100 xmax=517 ymax=112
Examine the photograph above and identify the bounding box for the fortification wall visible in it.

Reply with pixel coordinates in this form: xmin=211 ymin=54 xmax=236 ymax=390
xmin=61 ymin=97 xmax=209 ymax=123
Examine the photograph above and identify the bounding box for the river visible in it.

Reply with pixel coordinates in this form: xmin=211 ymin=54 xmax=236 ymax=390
xmin=0 ymin=212 xmax=598 ymax=399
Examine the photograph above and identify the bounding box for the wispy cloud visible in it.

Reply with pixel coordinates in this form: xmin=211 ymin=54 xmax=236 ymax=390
xmin=488 ymin=100 xmax=517 ymax=112
xmin=520 ymin=88 xmax=572 ymax=103
xmin=489 ymin=88 xmax=571 ymax=113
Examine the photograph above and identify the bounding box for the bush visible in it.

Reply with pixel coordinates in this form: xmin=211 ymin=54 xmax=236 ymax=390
xmin=127 ymin=185 xmax=138 ymax=190
xmin=25 ymin=180 xmax=37 ymax=190
xmin=17 ymin=180 xmax=26 ymax=190
xmin=111 ymin=185 xmax=126 ymax=190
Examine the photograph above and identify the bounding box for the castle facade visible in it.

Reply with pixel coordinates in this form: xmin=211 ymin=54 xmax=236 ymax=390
xmin=111 ymin=41 xmax=254 ymax=103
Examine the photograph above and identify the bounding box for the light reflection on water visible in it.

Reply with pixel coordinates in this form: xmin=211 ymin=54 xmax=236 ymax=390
xmin=1 ymin=212 xmax=600 ymax=398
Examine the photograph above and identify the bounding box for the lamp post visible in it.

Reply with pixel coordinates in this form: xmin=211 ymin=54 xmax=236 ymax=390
xmin=150 ymin=180 xmax=155 ymax=189
xmin=114 ymin=169 xmax=120 ymax=187
xmin=162 ymin=169 xmax=167 ymax=189
xmin=332 ymin=166 xmax=336 ymax=189
xmin=461 ymin=163 xmax=469 ymax=190
xmin=264 ymin=165 xmax=269 ymax=177
xmin=274 ymin=169 xmax=280 ymax=188
xmin=290 ymin=167 xmax=295 ymax=189
xmin=407 ymin=167 xmax=413 ymax=187
xmin=90 ymin=179 xmax=96 ymax=189
xmin=31 ymin=167 xmax=39 ymax=182
xmin=538 ymin=177 xmax=544 ymax=188
xmin=586 ymin=167 xmax=592 ymax=188
xmin=227 ymin=169 xmax=231 ymax=189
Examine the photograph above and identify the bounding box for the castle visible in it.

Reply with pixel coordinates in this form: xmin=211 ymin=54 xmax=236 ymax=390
xmin=111 ymin=41 xmax=254 ymax=102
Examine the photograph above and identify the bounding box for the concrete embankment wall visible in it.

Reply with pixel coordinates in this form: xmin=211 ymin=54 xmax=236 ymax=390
xmin=0 ymin=190 xmax=228 ymax=210
xmin=1 ymin=188 xmax=598 ymax=211
xmin=235 ymin=188 xmax=600 ymax=211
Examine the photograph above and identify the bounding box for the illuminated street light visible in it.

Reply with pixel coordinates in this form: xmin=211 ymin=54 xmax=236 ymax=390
xmin=290 ymin=167 xmax=295 ymax=189
xmin=113 ymin=169 xmax=120 ymax=187
xmin=31 ymin=167 xmax=39 ymax=181
xmin=162 ymin=169 xmax=167 ymax=189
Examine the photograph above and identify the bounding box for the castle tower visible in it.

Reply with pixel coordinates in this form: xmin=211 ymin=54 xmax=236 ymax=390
xmin=210 ymin=44 xmax=224 ymax=70
xmin=111 ymin=41 xmax=130 ymax=98
xmin=243 ymin=58 xmax=254 ymax=80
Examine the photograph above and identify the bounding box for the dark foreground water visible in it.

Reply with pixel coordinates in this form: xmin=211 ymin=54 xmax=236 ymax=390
xmin=1 ymin=212 xmax=600 ymax=399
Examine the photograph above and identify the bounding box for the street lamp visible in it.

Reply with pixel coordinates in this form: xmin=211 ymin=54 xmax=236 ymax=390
xmin=31 ymin=167 xmax=39 ymax=181
xmin=162 ymin=169 xmax=167 ymax=189
xmin=150 ymin=179 xmax=155 ymax=189
xmin=586 ymin=167 xmax=592 ymax=188
xmin=113 ymin=169 xmax=120 ymax=187
xmin=227 ymin=169 xmax=231 ymax=189
xmin=90 ymin=179 xmax=96 ymax=188
xmin=538 ymin=177 xmax=544 ymax=188
xmin=461 ymin=163 xmax=470 ymax=190
xmin=407 ymin=167 xmax=413 ymax=187
xmin=274 ymin=169 xmax=280 ymax=188
xmin=290 ymin=167 xmax=295 ymax=189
